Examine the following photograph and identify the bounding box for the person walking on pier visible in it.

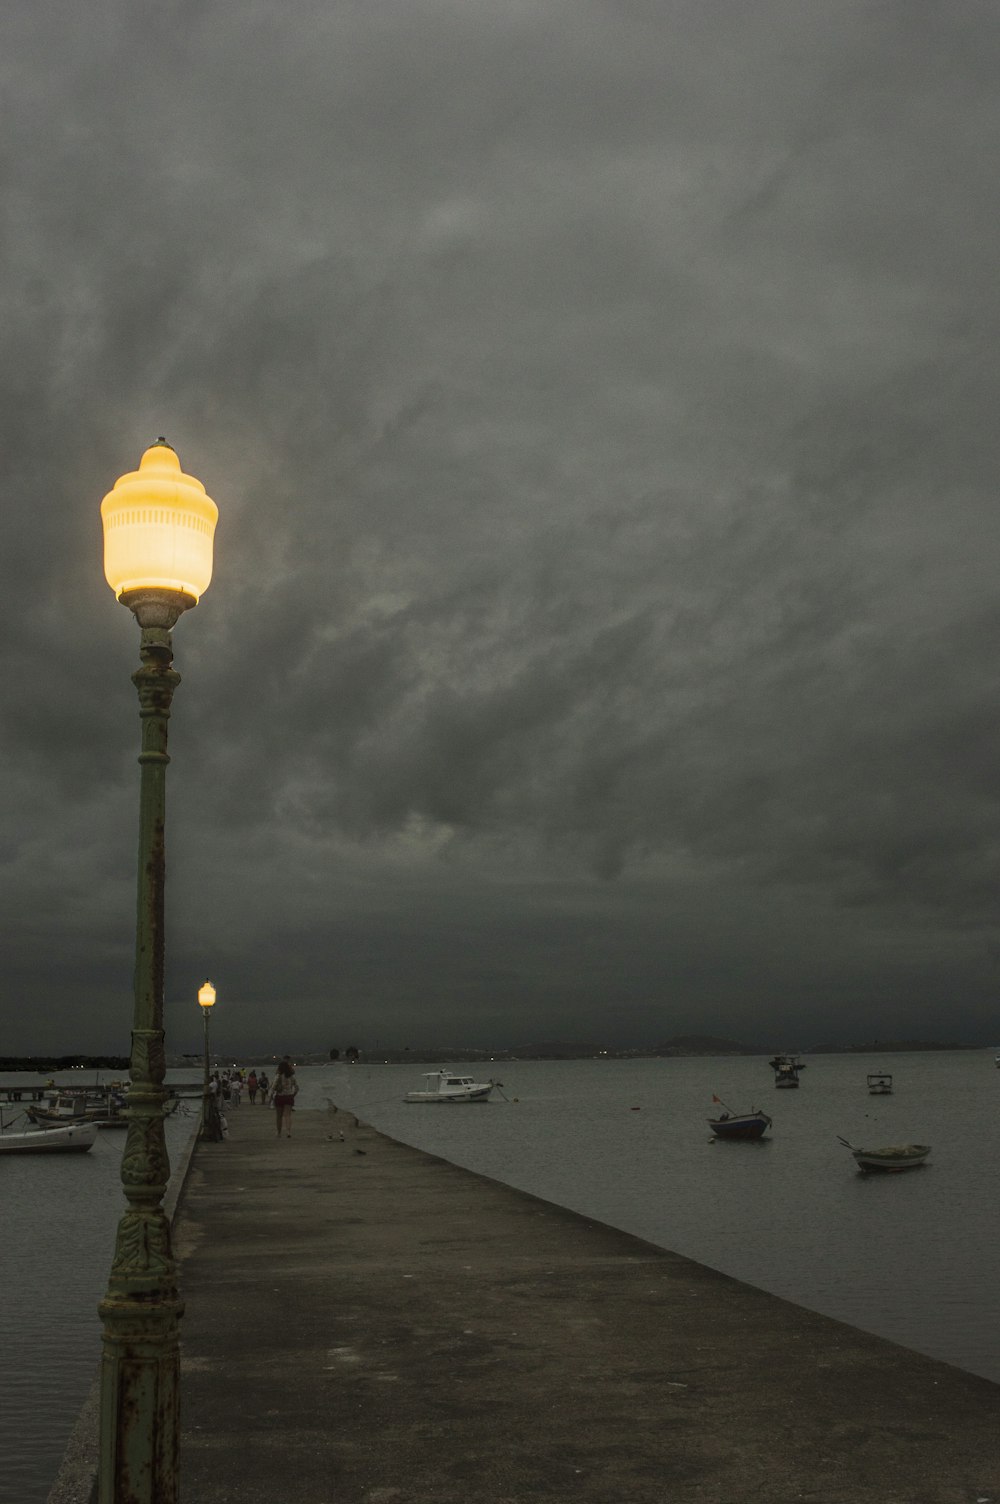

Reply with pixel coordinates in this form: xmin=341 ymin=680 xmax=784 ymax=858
xmin=271 ymin=1058 xmax=298 ymax=1137
xmin=247 ymin=1069 xmax=258 ymax=1104
xmin=258 ymin=1071 xmax=269 ymax=1103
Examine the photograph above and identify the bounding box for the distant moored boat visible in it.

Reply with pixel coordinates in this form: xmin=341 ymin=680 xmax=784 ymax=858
xmin=838 ymin=1137 xmax=930 ymax=1173
xmin=404 ymin=1070 xmax=498 ymax=1104
xmin=769 ymin=1053 xmax=802 ymax=1088
xmin=707 ymin=1097 xmax=772 ymax=1139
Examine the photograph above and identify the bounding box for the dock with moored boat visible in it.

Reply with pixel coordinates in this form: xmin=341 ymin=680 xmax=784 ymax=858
xmin=0 ymin=1079 xmax=205 ymax=1104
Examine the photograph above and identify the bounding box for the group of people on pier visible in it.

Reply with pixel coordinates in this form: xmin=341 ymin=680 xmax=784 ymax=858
xmin=207 ymin=1058 xmax=299 ymax=1135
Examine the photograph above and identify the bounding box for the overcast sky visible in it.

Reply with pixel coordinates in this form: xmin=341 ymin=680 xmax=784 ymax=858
xmin=2 ymin=0 xmax=1000 ymax=1056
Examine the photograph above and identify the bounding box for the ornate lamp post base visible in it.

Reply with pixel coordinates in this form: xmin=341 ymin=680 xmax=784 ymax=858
xmin=98 ymin=1271 xmax=182 ymax=1500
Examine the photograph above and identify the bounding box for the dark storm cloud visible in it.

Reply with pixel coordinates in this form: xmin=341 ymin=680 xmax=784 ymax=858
xmin=2 ymin=0 xmax=1000 ymax=1052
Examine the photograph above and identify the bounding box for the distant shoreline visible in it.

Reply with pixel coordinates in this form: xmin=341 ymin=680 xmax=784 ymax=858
xmin=309 ymin=1037 xmax=990 ymax=1063
xmin=0 ymin=1055 xmax=130 ymax=1072
xmin=2 ymin=1040 xmax=990 ymax=1073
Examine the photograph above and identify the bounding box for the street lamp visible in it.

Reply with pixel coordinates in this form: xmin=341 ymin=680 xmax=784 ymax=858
xmin=97 ymin=439 xmax=218 ymax=1504
xmin=198 ymin=979 xmax=223 ymax=1141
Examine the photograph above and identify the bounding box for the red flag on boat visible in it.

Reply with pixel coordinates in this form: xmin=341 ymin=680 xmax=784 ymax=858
xmin=712 ymin=1094 xmax=722 ymax=1103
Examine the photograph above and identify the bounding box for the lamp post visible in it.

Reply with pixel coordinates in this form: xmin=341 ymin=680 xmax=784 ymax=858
xmin=198 ymin=980 xmax=223 ymax=1141
xmin=97 ymin=439 xmax=218 ymax=1504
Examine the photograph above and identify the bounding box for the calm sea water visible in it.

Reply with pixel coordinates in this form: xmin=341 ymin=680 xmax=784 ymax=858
xmin=325 ymin=1051 xmax=1000 ymax=1383
xmin=2 ymin=1052 xmax=998 ymax=1502
xmin=0 ymin=1082 xmax=199 ymax=1504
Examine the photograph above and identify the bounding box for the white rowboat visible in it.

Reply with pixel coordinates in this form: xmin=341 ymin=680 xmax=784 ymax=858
xmin=838 ymin=1137 xmax=930 ymax=1173
xmin=0 ymin=1121 xmax=99 ymax=1154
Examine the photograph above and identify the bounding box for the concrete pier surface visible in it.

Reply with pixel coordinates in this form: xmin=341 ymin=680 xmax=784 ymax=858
xmin=174 ymin=1106 xmax=999 ymax=1504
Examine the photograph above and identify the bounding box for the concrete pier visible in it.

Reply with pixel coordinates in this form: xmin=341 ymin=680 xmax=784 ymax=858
xmin=174 ymin=1105 xmax=999 ymax=1503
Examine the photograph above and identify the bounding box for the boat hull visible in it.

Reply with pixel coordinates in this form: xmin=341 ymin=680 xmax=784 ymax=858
xmin=708 ymin=1112 xmax=772 ymax=1140
xmin=404 ymin=1087 xmax=494 ymax=1103
xmin=28 ymin=1106 xmax=128 ymax=1128
xmin=0 ymin=1123 xmax=98 ymax=1154
xmin=852 ymin=1144 xmax=930 ymax=1173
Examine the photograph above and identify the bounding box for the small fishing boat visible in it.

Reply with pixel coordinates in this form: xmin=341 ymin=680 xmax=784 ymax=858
xmin=404 ymin=1070 xmax=498 ymax=1103
xmin=838 ymin=1137 xmax=930 ymax=1173
xmin=867 ymin=1073 xmax=893 ymax=1095
xmin=0 ymin=1120 xmax=99 ymax=1154
xmin=27 ymin=1088 xmax=128 ymax=1129
xmin=708 ymin=1098 xmax=772 ymax=1140
xmin=769 ymin=1053 xmax=803 ymax=1088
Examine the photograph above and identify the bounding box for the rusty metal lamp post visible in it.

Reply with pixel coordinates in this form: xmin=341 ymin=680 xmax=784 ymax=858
xmin=97 ymin=440 xmax=218 ymax=1504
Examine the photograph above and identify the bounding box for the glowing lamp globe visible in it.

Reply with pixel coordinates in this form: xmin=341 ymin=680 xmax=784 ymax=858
xmin=101 ymin=440 xmax=218 ymax=609
xmin=198 ymin=981 xmax=217 ymax=1010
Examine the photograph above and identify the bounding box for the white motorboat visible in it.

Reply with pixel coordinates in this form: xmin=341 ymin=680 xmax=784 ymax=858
xmin=404 ymin=1070 xmax=497 ymax=1103
xmin=0 ymin=1121 xmax=99 ymax=1154
xmin=838 ymin=1137 xmax=930 ymax=1173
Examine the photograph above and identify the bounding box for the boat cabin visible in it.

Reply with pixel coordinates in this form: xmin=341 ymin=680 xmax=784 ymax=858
xmin=28 ymin=1088 xmax=127 ymax=1126
xmin=867 ymin=1073 xmax=893 ymax=1095
xmin=41 ymin=1094 xmax=89 ymax=1118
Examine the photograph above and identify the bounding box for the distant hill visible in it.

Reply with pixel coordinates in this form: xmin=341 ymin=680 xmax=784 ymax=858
xmin=651 ymin=1035 xmax=759 ymax=1057
xmin=806 ymin=1040 xmax=979 ymax=1054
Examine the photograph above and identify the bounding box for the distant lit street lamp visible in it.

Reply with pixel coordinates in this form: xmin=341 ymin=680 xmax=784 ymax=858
xmin=198 ymin=979 xmax=223 ymax=1141
xmin=97 ymin=440 xmax=218 ymax=1504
